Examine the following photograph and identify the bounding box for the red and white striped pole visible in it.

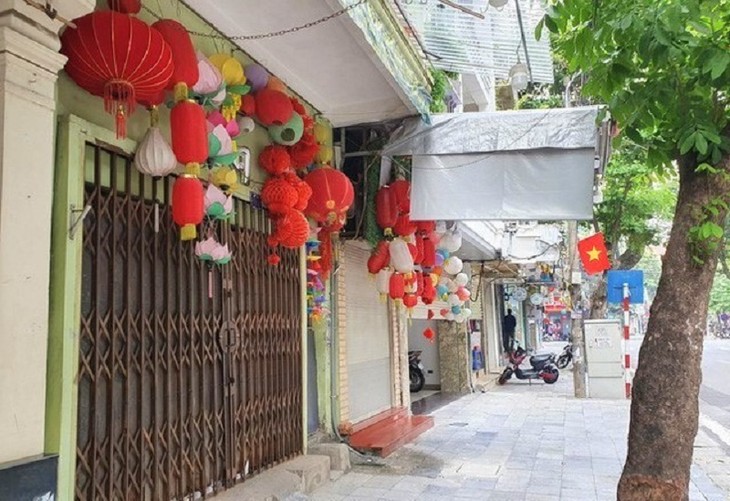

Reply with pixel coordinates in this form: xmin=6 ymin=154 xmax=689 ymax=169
xmin=623 ymin=282 xmax=632 ymax=399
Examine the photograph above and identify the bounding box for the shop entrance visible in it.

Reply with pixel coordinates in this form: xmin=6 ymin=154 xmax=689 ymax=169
xmin=74 ymin=143 xmax=302 ymax=500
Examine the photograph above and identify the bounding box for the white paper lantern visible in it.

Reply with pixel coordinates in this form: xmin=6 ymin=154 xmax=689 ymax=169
xmin=448 ymin=293 xmax=462 ymax=306
xmin=455 ymin=273 xmax=469 ymax=287
xmin=237 ymin=116 xmax=256 ymax=136
xmin=447 ymin=279 xmax=458 ymax=293
xmin=444 ymin=256 xmax=464 ymax=275
xmin=134 ymin=127 xmax=178 ymax=177
xmin=462 ymin=308 xmax=472 ymax=318
xmin=389 ymin=238 xmax=414 ymax=274
xmin=375 ymin=269 xmax=392 ymax=296
xmin=441 ymin=229 xmax=463 ymax=253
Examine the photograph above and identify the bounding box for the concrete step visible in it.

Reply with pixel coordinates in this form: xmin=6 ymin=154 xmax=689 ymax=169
xmin=307 ymin=443 xmax=351 ymax=473
xmin=281 ymin=455 xmax=331 ymax=494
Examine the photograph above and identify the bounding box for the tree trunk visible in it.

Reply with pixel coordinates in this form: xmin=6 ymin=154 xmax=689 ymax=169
xmin=617 ymin=157 xmax=730 ymax=500
xmin=589 ymin=274 xmax=608 ymax=319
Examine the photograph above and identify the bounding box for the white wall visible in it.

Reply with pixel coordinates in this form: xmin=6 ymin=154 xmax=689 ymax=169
xmin=408 ymin=319 xmax=440 ymax=387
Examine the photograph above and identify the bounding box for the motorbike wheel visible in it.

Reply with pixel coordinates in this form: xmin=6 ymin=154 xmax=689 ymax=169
xmin=556 ymin=354 xmax=571 ymax=369
xmin=543 ymin=366 xmax=559 ymax=384
xmin=410 ymin=367 xmax=425 ymax=393
xmin=498 ymin=367 xmax=513 ymax=385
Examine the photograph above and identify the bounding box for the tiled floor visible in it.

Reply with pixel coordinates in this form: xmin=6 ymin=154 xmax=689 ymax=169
xmin=308 ymin=370 xmax=729 ymax=501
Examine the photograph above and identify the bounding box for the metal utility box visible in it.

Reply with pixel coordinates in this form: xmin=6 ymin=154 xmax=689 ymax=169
xmin=584 ymin=319 xmax=624 ymax=399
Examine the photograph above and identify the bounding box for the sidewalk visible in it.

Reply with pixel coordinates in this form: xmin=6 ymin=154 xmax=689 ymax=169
xmin=308 ymin=370 xmax=729 ymax=501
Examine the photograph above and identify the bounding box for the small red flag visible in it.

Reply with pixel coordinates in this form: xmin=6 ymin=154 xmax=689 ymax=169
xmin=577 ymin=232 xmax=611 ymax=275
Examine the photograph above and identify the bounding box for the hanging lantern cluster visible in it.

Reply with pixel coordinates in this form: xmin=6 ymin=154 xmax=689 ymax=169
xmin=303 ymin=166 xmax=354 ymax=278
xmin=367 ymin=179 xmax=472 ymax=322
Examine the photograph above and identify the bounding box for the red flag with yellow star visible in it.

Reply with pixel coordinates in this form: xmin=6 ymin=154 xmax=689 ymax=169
xmin=577 ymin=232 xmax=611 ymax=275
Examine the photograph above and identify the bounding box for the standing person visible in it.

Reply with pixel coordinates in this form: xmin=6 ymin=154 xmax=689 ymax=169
xmin=502 ymin=309 xmax=517 ymax=353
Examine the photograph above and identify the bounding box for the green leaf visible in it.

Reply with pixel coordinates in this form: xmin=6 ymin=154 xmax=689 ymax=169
xmin=679 ymin=132 xmax=697 ymax=154
xmin=695 ymin=133 xmax=709 ymax=155
xmin=710 ymin=52 xmax=730 ymax=80
xmin=535 ymin=17 xmax=545 ymax=41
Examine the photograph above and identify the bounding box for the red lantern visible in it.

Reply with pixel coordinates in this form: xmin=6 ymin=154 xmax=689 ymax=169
xmin=172 ymin=175 xmax=204 ymax=240
xmin=255 ymin=89 xmax=294 ymax=126
xmin=389 ymin=273 xmax=405 ymax=301
xmin=417 ymin=220 xmax=436 ymax=234
xmin=152 ymin=20 xmax=199 ymax=98
xmin=423 ymin=328 xmax=436 ymax=342
xmin=259 ymin=145 xmax=292 ymax=176
xmin=390 ymin=179 xmax=411 ymax=213
xmin=60 ymin=11 xmax=173 ymax=138
xmin=288 ymin=132 xmax=319 ymax=170
xmin=367 ymin=241 xmax=390 ymax=275
xmin=395 ymin=213 xmax=418 ymax=237
xmin=413 ymin=234 xmax=425 ymax=265
xmin=422 ymin=277 xmax=436 ymax=305
xmin=422 ymin=237 xmax=436 ymax=268
xmin=170 ymin=100 xmax=208 ymax=171
xmin=240 ymin=94 xmax=256 ymax=116
xmin=272 ymin=210 xmax=309 ymax=249
xmin=403 ymin=293 xmax=418 ymax=309
xmin=262 ymin=177 xmax=299 ymax=215
xmin=303 ymin=166 xmax=354 ymax=229
xmin=107 ymin=0 xmax=141 ymax=14
xmin=415 ymin=271 xmax=424 ymax=297
xmin=375 ymin=186 xmax=398 ymax=232
xmin=283 ymin=172 xmax=312 ymax=211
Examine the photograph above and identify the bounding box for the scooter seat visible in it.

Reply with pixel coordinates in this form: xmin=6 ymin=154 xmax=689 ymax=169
xmin=530 ymin=353 xmax=553 ymax=366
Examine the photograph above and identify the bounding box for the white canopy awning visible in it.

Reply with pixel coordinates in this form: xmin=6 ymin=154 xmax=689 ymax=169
xmin=382 ymin=106 xmax=609 ymax=221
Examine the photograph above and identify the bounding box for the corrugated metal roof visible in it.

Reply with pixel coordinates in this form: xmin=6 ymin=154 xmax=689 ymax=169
xmin=391 ymin=0 xmax=554 ymax=84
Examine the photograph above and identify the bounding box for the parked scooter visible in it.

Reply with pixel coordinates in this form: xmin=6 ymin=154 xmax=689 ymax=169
xmin=409 ymin=351 xmax=426 ymax=393
xmin=556 ymin=343 xmax=574 ymax=369
xmin=498 ymin=342 xmax=559 ymax=385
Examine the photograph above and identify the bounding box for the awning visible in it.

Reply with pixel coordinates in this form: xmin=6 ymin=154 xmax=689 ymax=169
xmin=382 ymin=106 xmax=609 ymax=221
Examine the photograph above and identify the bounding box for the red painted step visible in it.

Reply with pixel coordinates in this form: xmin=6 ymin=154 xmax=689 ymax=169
xmin=348 ymin=409 xmax=434 ymax=457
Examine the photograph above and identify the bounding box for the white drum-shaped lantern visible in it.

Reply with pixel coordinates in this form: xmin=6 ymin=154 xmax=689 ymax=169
xmin=375 ymin=269 xmax=392 ymax=296
xmin=237 ymin=116 xmax=256 ymax=135
xmin=134 ymin=127 xmax=177 ymax=177
xmin=455 ymin=272 xmax=469 ymax=287
xmin=389 ymin=238 xmax=415 ymax=274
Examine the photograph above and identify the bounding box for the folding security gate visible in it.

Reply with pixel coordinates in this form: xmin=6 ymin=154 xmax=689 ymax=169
xmin=75 ymin=143 xmax=302 ymax=500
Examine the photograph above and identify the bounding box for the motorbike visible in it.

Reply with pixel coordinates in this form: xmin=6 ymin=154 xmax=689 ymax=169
xmin=409 ymin=350 xmax=426 ymax=393
xmin=556 ymin=343 xmax=574 ymax=369
xmin=498 ymin=342 xmax=559 ymax=385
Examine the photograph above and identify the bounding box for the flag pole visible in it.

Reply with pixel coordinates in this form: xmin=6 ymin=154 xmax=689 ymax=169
xmin=567 ymin=221 xmax=587 ymax=398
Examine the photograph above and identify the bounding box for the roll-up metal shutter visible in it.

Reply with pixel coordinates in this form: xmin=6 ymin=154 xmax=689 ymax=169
xmin=343 ymin=242 xmax=393 ymax=422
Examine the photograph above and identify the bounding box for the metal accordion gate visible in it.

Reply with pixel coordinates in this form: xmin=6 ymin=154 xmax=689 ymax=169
xmin=75 ymin=142 xmax=302 ymax=500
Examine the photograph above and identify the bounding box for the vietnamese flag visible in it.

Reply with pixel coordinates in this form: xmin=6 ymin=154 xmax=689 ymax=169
xmin=578 ymin=232 xmax=611 ymax=275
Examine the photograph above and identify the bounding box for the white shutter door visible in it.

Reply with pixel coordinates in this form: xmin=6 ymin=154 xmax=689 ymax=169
xmin=344 ymin=242 xmax=393 ymax=422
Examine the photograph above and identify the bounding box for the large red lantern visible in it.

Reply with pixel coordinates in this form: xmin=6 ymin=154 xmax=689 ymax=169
xmin=152 ymin=19 xmax=199 ymax=100
xmin=304 ymin=166 xmax=354 ymax=229
xmin=390 ymin=179 xmax=411 ymax=213
xmin=172 ymin=175 xmax=204 ymax=240
xmin=60 ymin=11 xmax=173 ymax=138
xmin=171 ymin=100 xmax=208 ymax=173
xmin=375 ymin=186 xmax=398 ymax=233
xmin=422 ymin=277 xmax=436 ymax=304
